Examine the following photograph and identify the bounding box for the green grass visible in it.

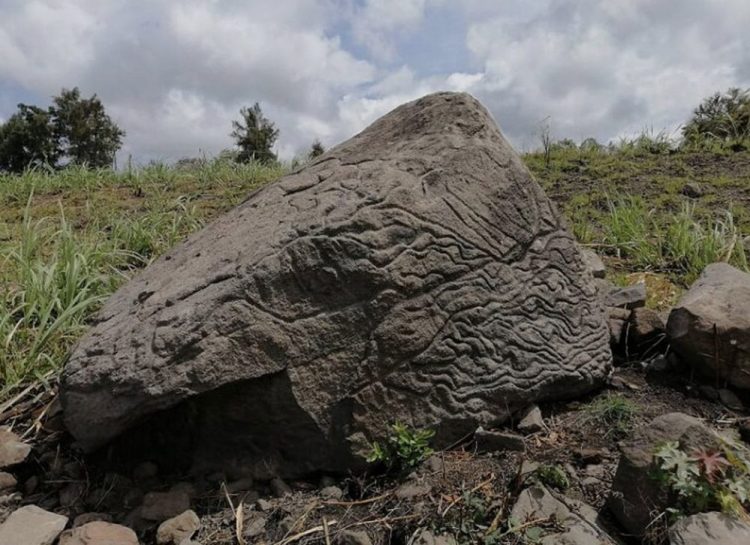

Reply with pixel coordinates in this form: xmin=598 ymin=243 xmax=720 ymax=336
xmin=0 ymin=158 xmax=285 ymax=399
xmin=581 ymin=394 xmax=640 ymax=440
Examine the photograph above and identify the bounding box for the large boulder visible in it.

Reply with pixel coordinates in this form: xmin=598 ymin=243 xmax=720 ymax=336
xmin=61 ymin=92 xmax=611 ymax=477
xmin=669 ymin=512 xmax=750 ymax=545
xmin=667 ymin=263 xmax=750 ymax=389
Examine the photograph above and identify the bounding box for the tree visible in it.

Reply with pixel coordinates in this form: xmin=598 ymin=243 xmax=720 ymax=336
xmin=231 ymin=103 xmax=279 ymax=163
xmin=683 ymin=88 xmax=750 ymax=146
xmin=309 ymin=139 xmax=325 ymax=159
xmin=51 ymin=87 xmax=125 ymax=168
xmin=0 ymin=104 xmax=59 ymax=173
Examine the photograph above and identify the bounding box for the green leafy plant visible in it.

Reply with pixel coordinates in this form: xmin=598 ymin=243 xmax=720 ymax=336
xmin=534 ymin=464 xmax=570 ymax=490
xmin=652 ymin=440 xmax=750 ymax=520
xmin=366 ymin=422 xmax=435 ymax=472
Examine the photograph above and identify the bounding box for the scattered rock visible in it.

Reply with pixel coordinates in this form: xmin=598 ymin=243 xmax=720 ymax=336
xmin=394 ymin=483 xmax=431 ymax=499
xmin=140 ymin=490 xmax=190 ymax=522
xmin=681 ymin=182 xmax=705 ymax=199
xmin=225 ymin=477 xmax=254 ymax=494
xmin=270 ymin=477 xmax=292 ymax=498
xmin=719 ymin=388 xmax=744 ymax=411
xmin=511 ymin=485 xmax=615 ymax=544
xmin=608 ymin=412 xmax=720 ymax=536
xmin=413 ymin=529 xmax=457 ymax=545
xmin=667 ymin=263 xmax=750 ymax=389
xmin=669 ymin=511 xmax=750 ymax=544
xmin=0 ymin=427 xmax=32 ymax=469
xmin=156 ymin=509 xmax=200 ymax=545
xmin=338 ymin=529 xmax=374 ymax=545
xmin=425 ymin=455 xmax=443 ymax=473
xmin=256 ymin=498 xmax=273 ymax=512
xmin=475 ymin=428 xmax=525 ymax=452
xmin=243 ymin=514 xmax=266 ymax=539
xmin=516 ymin=405 xmax=545 ymax=434
xmin=608 ymin=316 xmax=626 ymax=348
xmin=606 ymin=284 xmax=647 ymax=309
xmin=0 ymin=505 xmax=68 ymax=545
xmin=320 ymin=486 xmax=343 ymax=501
xmin=0 ymin=471 xmax=16 ymax=492
xmin=73 ymin=513 xmax=113 ymax=527
xmin=61 ymin=92 xmax=612 ymax=477
xmin=627 ymin=307 xmax=666 ymax=352
xmin=59 ymin=521 xmax=138 ymax=545
xmin=580 ymin=248 xmax=606 ymax=278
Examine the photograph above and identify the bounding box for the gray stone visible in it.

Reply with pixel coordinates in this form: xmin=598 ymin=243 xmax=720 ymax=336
xmin=320 ymin=486 xmax=343 ymax=500
xmin=0 ymin=471 xmax=16 ymax=492
xmin=627 ymin=307 xmax=666 ymax=352
xmin=61 ymin=92 xmax=612 ymax=477
xmin=580 ymin=248 xmax=606 ymax=279
xmin=517 ymin=405 xmax=545 ymax=434
xmin=0 ymin=505 xmax=68 ymax=545
xmin=225 ymin=477 xmax=254 ymax=494
xmin=156 ymin=510 xmax=200 ymax=545
xmin=475 ymin=428 xmax=525 ymax=452
xmin=719 ymin=388 xmax=744 ymax=411
xmin=255 ymin=498 xmax=273 ymax=512
xmin=606 ymin=284 xmax=647 ymax=309
xmin=270 ymin=477 xmax=292 ymax=498
xmin=243 ymin=514 xmax=266 ymax=539
xmin=667 ymin=263 xmax=750 ymax=390
xmin=669 ymin=512 xmax=750 ymax=545
xmin=140 ymin=490 xmax=191 ymax=521
xmin=511 ymin=486 xmax=615 ymax=544
xmin=413 ymin=529 xmax=457 ymax=545
xmin=0 ymin=427 xmax=31 ymax=469
xmin=59 ymin=522 xmax=138 ymax=545
xmin=608 ymin=413 xmax=721 ymax=537
xmin=394 ymin=483 xmax=431 ymax=499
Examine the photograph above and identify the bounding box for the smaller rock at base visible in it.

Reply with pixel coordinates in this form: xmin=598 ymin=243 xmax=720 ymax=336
xmin=320 ymin=486 xmax=343 ymax=501
xmin=475 ymin=428 xmax=525 ymax=452
xmin=669 ymin=511 xmax=750 ymax=544
xmin=141 ymin=490 xmax=191 ymax=522
xmin=338 ymin=529 xmax=373 ymax=545
xmin=270 ymin=477 xmax=292 ymax=498
xmin=59 ymin=521 xmax=138 ymax=545
xmin=243 ymin=514 xmax=266 ymax=539
xmin=516 ymin=405 xmax=545 ymax=434
xmin=156 ymin=509 xmax=200 ymax=545
xmin=580 ymin=248 xmax=606 ymax=279
xmin=0 ymin=505 xmax=68 ymax=545
xmin=0 ymin=471 xmax=17 ymax=492
xmin=256 ymin=498 xmax=273 ymax=512
xmin=413 ymin=529 xmax=457 ymax=545
xmin=606 ymin=284 xmax=646 ymax=310
xmin=394 ymin=483 xmax=431 ymax=500
xmin=719 ymin=389 xmax=744 ymax=411
xmin=225 ymin=477 xmax=254 ymax=494
xmin=0 ymin=427 xmax=32 ymax=469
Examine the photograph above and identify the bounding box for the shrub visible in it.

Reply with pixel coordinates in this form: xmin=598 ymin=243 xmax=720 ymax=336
xmin=581 ymin=395 xmax=640 ymax=440
xmin=682 ymin=88 xmax=750 ymax=150
xmin=367 ymin=422 xmax=435 ymax=472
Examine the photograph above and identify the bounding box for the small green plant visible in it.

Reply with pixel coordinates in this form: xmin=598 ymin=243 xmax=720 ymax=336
xmin=652 ymin=439 xmax=750 ymax=520
xmin=534 ymin=464 xmax=570 ymax=490
xmin=366 ymin=422 xmax=435 ymax=472
xmin=581 ymin=395 xmax=640 ymax=440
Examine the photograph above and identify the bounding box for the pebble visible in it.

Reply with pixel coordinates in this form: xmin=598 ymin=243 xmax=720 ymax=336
xmin=59 ymin=521 xmax=138 ymax=545
xmin=140 ymin=490 xmax=191 ymax=521
xmin=320 ymin=486 xmax=343 ymax=500
xmin=516 ymin=405 xmax=545 ymax=434
xmin=395 ymin=483 xmax=432 ymax=499
xmin=0 ymin=471 xmax=17 ymax=492
xmin=0 ymin=427 xmax=32 ymax=469
xmin=256 ymin=498 xmax=273 ymax=512
xmin=0 ymin=505 xmax=68 ymax=545
xmin=474 ymin=428 xmax=525 ymax=452
xmin=270 ymin=477 xmax=292 ymax=498
xmin=156 ymin=509 xmax=200 ymax=545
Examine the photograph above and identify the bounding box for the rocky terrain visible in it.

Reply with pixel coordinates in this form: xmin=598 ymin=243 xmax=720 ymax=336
xmin=1 ymin=93 xmax=749 ymax=545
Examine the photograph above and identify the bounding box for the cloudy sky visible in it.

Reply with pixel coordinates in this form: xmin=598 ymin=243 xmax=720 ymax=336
xmin=1 ymin=0 xmax=749 ymax=162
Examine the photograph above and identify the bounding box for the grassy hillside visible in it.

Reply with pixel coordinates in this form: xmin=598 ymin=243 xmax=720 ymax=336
xmin=0 ymin=147 xmax=748 ymax=401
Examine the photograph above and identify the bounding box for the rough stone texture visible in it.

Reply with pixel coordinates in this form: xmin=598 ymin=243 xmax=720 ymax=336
xmin=60 ymin=92 xmax=612 ymax=477
xmin=580 ymin=248 xmax=606 ymax=279
xmin=667 ymin=263 xmax=750 ymax=390
xmin=59 ymin=521 xmax=138 ymax=545
xmin=627 ymin=307 xmax=667 ymax=354
xmin=516 ymin=405 xmax=545 ymax=434
xmin=606 ymin=284 xmax=646 ymax=309
xmin=0 ymin=505 xmax=68 ymax=545
xmin=475 ymin=429 xmax=525 ymax=452
xmin=0 ymin=472 xmax=16 ymax=492
xmin=511 ymin=485 xmax=615 ymax=544
xmin=156 ymin=510 xmax=200 ymax=545
xmin=0 ymin=427 xmax=31 ymax=469
xmin=608 ymin=413 xmax=721 ymax=537
xmin=669 ymin=512 xmax=750 ymax=545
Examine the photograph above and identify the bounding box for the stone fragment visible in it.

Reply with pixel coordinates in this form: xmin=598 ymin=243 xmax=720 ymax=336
xmin=627 ymin=307 xmax=666 ymax=353
xmin=140 ymin=490 xmax=190 ymax=522
xmin=580 ymin=248 xmax=606 ymax=279
xmin=394 ymin=483 xmax=431 ymax=499
xmin=339 ymin=530 xmax=373 ymax=545
xmin=0 ymin=505 xmax=68 ymax=545
xmin=270 ymin=477 xmax=292 ymax=498
xmin=0 ymin=427 xmax=31 ymax=469
xmin=156 ymin=509 xmax=200 ymax=545
xmin=516 ymin=405 xmax=545 ymax=434
xmin=242 ymin=514 xmax=266 ymax=539
xmin=669 ymin=511 xmax=750 ymax=545
xmin=0 ymin=471 xmax=16 ymax=492
xmin=667 ymin=263 xmax=750 ymax=390
xmin=413 ymin=529 xmax=457 ymax=545
xmin=606 ymin=284 xmax=647 ymax=309
xmin=475 ymin=428 xmax=525 ymax=452
xmin=59 ymin=522 xmax=138 ymax=545
xmin=320 ymin=486 xmax=343 ymax=501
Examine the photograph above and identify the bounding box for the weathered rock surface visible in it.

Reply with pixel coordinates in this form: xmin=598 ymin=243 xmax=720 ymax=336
xmin=511 ymin=485 xmax=615 ymax=544
xmin=667 ymin=263 xmax=750 ymax=389
xmin=0 ymin=427 xmax=31 ymax=469
xmin=156 ymin=510 xmax=200 ymax=545
xmin=608 ymin=412 xmax=722 ymax=537
xmin=59 ymin=521 xmax=139 ymax=545
xmin=61 ymin=92 xmax=611 ymax=477
xmin=669 ymin=512 xmax=750 ymax=545
xmin=606 ymin=284 xmax=646 ymax=309
xmin=0 ymin=505 xmax=68 ymax=545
